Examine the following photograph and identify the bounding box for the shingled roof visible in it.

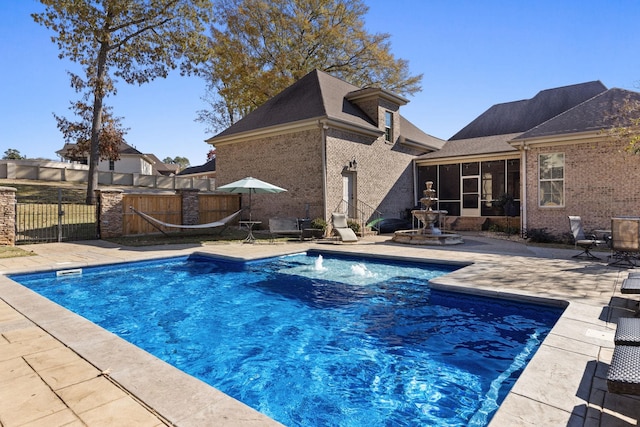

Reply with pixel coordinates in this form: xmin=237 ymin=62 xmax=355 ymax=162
xmin=416 ymin=133 xmax=521 ymax=160
xmin=449 ymin=81 xmax=607 ymax=140
xmin=207 ymin=69 xmax=443 ymax=151
xmin=513 ymin=88 xmax=640 ymax=140
xmin=178 ymin=158 xmax=216 ymax=176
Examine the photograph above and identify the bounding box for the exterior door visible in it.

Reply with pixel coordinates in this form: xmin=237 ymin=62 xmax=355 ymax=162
xmin=461 ymin=175 xmax=481 ymax=216
xmin=342 ymin=173 xmax=356 ymax=217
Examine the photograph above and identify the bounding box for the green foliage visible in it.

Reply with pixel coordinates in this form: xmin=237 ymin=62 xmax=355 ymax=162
xmin=602 ymin=95 xmax=640 ymax=154
xmin=347 ymin=219 xmax=360 ymax=233
xmin=163 ymin=156 xmax=191 ymax=170
xmin=311 ymin=217 xmax=327 ymax=231
xmin=3 ymin=149 xmax=25 ymax=160
xmin=54 ymin=101 xmax=128 ymax=161
xmin=198 ymin=0 xmax=423 ymax=133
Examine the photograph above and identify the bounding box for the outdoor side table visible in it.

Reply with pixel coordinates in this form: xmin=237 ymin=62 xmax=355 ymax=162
xmin=239 ymin=221 xmax=261 ymax=243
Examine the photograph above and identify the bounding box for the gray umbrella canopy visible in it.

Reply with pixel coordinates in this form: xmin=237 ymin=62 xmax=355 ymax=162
xmin=216 ymin=177 xmax=287 ymax=220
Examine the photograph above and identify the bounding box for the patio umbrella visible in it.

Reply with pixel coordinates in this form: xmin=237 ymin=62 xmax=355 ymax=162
xmin=216 ymin=176 xmax=287 ymax=220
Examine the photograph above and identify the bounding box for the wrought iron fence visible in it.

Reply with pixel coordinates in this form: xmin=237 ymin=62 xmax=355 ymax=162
xmin=16 ymin=189 xmax=97 ymax=244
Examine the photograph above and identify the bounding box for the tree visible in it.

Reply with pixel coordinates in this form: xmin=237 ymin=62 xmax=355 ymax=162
xmin=197 ymin=0 xmax=422 ymax=133
xmin=163 ymin=156 xmax=190 ymax=170
xmin=33 ymin=1 xmax=214 ymax=204
xmin=604 ymin=95 xmax=640 ymax=154
xmin=54 ymin=100 xmax=128 ymax=161
xmin=3 ymin=149 xmax=26 ymax=160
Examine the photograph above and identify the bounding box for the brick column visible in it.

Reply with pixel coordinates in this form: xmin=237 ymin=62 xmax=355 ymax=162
xmin=178 ymin=189 xmax=200 ymax=225
xmin=96 ymin=189 xmax=124 ymax=238
xmin=0 ymin=187 xmax=17 ymax=246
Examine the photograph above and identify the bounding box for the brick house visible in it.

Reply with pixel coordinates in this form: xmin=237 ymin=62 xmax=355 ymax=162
xmin=416 ymin=82 xmax=640 ymax=236
xmin=206 ymin=70 xmax=444 ymax=227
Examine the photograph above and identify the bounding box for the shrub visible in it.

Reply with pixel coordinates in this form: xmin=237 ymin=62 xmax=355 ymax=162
xmin=347 ymin=219 xmax=360 ymax=233
xmin=310 ymin=217 xmax=327 ymax=232
xmin=525 ymin=228 xmax=555 ymax=243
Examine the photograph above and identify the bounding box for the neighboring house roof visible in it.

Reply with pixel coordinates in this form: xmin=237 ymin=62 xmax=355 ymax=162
xmin=450 ymin=81 xmax=608 ymax=140
xmin=116 ymin=141 xmax=145 ymax=156
xmin=207 ymin=69 xmax=443 ymax=151
xmin=145 ymin=153 xmax=180 ymax=175
xmin=178 ymin=158 xmax=216 ymax=176
xmin=417 ymin=133 xmax=521 ymax=160
xmin=513 ymin=88 xmax=640 ymax=140
xmin=57 ymin=141 xmax=146 ymax=159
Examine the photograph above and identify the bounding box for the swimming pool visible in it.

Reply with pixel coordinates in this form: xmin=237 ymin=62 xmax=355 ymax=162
xmin=10 ymin=252 xmax=564 ymax=426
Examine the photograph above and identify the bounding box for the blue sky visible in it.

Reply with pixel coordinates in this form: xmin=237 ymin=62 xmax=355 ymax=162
xmin=1 ymin=1 xmax=639 ymax=166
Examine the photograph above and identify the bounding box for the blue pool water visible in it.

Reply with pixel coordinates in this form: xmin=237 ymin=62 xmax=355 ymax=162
xmin=10 ymin=252 xmax=564 ymax=426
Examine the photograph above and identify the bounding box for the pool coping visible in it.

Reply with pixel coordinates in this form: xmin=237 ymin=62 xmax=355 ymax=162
xmin=0 ymin=236 xmax=637 ymax=426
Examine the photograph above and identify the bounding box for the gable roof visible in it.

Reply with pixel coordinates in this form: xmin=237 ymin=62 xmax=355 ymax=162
xmin=207 ymin=69 xmax=443 ymax=151
xmin=209 ymin=70 xmax=375 ymax=139
xmin=513 ymin=88 xmax=640 ymax=140
xmin=450 ymin=81 xmax=608 ymax=140
xmin=56 ymin=141 xmax=145 ymax=159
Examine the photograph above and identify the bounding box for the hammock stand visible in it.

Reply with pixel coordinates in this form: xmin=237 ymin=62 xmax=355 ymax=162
xmin=129 ymin=206 xmax=242 ymax=236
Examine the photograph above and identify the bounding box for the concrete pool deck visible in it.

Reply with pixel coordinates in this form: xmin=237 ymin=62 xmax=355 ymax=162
xmin=0 ymin=233 xmax=639 ymax=426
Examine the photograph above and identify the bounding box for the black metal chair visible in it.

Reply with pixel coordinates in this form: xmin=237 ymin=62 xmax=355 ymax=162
xmin=568 ymin=216 xmax=604 ymax=260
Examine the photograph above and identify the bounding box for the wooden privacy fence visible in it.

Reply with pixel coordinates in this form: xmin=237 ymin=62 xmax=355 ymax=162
xmin=0 ymin=188 xmax=241 ymax=245
xmin=115 ymin=191 xmax=241 ymax=236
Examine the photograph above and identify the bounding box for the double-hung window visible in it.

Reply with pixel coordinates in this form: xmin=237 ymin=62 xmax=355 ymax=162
xmin=539 ymin=153 xmax=564 ymax=207
xmin=384 ymin=111 xmax=393 ymax=142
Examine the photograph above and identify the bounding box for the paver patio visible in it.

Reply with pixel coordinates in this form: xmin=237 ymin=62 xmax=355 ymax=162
xmin=0 ymin=233 xmax=639 ymax=426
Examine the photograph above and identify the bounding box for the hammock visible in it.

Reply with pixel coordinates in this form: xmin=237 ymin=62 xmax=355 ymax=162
xmin=129 ymin=206 xmax=242 ymax=235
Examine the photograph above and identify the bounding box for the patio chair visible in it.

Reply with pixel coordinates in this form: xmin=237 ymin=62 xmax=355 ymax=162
xmin=568 ymin=216 xmax=604 ymax=260
xmin=607 ymin=345 xmax=640 ymax=395
xmin=614 ymin=317 xmax=640 ymax=346
xmin=609 ymin=217 xmax=640 ymax=268
xmin=331 ymin=213 xmax=358 ymax=243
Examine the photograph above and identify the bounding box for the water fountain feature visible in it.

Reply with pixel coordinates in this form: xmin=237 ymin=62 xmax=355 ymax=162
xmin=314 ymin=254 xmax=327 ymax=271
xmin=392 ymin=181 xmax=463 ymax=245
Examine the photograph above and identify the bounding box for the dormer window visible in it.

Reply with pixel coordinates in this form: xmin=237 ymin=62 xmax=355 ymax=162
xmin=384 ymin=111 xmax=393 ymax=142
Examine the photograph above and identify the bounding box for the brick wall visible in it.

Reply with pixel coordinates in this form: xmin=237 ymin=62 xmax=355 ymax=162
xmin=216 ymin=128 xmax=325 ymax=224
xmin=216 ymin=119 xmax=423 ymax=227
xmin=524 ymin=136 xmax=640 ymax=236
xmin=0 ymin=187 xmax=16 ymax=246
xmin=97 ymin=189 xmax=124 ymax=238
xmin=325 ymin=128 xmax=420 ymax=220
xmin=178 ymin=189 xmax=199 ymax=225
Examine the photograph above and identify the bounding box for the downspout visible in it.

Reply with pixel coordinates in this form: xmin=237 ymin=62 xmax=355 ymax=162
xmin=412 ymin=159 xmax=418 ymax=207
xmin=319 ymin=120 xmax=329 ymax=220
xmin=520 ymin=142 xmax=528 ymax=237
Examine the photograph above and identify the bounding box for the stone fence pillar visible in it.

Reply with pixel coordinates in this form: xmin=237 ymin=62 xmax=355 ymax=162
xmin=0 ymin=187 xmax=17 ymax=246
xmin=96 ymin=189 xmax=124 ymax=239
xmin=178 ymin=189 xmax=200 ymax=226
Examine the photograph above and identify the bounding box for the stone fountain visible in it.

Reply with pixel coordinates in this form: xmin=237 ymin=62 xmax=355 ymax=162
xmin=392 ymin=181 xmax=463 ymax=245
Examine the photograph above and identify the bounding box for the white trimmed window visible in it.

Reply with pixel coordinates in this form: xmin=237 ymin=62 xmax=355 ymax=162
xmin=539 ymin=153 xmax=564 ymax=207
xmin=384 ymin=111 xmax=393 ymax=142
